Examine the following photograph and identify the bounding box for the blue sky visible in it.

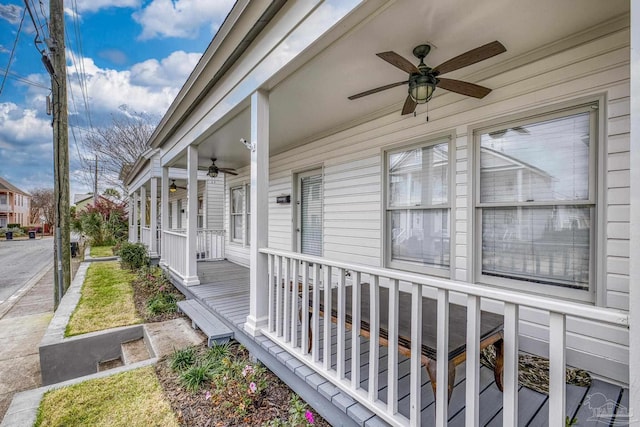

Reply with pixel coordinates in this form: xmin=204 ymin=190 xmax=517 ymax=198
xmin=0 ymin=0 xmax=234 ymax=198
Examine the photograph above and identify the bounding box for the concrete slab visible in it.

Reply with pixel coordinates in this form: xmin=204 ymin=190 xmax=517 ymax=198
xmin=143 ymin=317 xmax=204 ymax=358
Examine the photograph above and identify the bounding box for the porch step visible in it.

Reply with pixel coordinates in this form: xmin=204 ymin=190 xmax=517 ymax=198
xmin=177 ymin=299 xmax=233 ymax=347
xmin=121 ymin=338 xmax=151 ymax=365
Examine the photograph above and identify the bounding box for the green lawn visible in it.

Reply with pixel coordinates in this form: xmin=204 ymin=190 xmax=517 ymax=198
xmin=65 ymin=261 xmax=141 ymax=336
xmin=90 ymin=245 xmax=114 ymax=258
xmin=35 ymin=366 xmax=178 ymax=427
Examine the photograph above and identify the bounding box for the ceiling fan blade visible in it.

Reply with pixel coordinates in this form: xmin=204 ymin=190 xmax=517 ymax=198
xmin=348 ymin=81 xmax=408 ymax=100
xmin=219 ymin=168 xmax=238 ymax=176
xmin=432 ymin=41 xmax=506 ymax=75
xmin=437 ymin=78 xmax=492 ymax=98
xmin=376 ymin=51 xmax=420 ymax=74
xmin=401 ymin=95 xmax=417 ymax=115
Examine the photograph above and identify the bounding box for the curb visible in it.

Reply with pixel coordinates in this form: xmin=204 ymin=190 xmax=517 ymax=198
xmin=0 ymin=263 xmax=52 ymax=320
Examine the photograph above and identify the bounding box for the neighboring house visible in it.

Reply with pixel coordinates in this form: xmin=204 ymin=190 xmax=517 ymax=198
xmin=73 ymin=193 xmax=123 ymax=212
xmin=0 ymin=177 xmax=31 ymax=228
xmin=126 ymin=2 xmax=636 ymax=425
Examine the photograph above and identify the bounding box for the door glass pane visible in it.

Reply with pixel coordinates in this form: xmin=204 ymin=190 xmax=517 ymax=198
xmin=301 ymin=174 xmax=322 ymax=256
xmin=389 ymin=142 xmax=448 ymax=208
xmin=391 ymin=209 xmax=449 ymax=268
xmin=482 ymin=206 xmax=590 ymax=289
xmin=232 ymin=215 xmax=243 ymax=241
xmin=480 ymin=112 xmax=590 ymax=203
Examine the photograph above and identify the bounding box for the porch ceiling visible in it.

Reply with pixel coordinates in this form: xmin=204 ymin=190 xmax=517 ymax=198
xmin=171 ymin=0 xmax=629 ymax=170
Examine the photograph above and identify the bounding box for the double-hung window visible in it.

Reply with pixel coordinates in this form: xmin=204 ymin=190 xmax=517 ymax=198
xmin=230 ymin=184 xmax=250 ymax=245
xmin=475 ymin=103 xmax=598 ymax=297
xmin=386 ymin=137 xmax=451 ymax=276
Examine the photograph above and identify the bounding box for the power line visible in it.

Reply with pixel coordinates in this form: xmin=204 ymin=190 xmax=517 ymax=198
xmin=0 ymin=7 xmax=26 ymax=96
xmin=0 ymin=67 xmax=50 ymax=90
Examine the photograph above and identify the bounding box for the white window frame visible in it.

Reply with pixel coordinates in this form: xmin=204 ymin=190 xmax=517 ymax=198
xmin=295 ymin=169 xmax=323 ymax=257
xmin=473 ymin=100 xmax=603 ymax=303
xmin=383 ymin=135 xmax=453 ymax=278
xmin=230 ymin=183 xmax=250 ymax=246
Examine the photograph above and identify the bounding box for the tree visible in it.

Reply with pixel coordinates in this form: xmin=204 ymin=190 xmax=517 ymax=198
xmin=82 ymin=107 xmax=157 ymax=194
xmin=29 ymin=188 xmax=55 ymax=228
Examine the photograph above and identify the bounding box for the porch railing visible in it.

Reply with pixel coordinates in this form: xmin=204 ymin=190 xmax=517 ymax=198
xmin=162 ymin=230 xmax=187 ymax=277
xmin=259 ymin=248 xmax=629 ymax=427
xmin=196 ymin=229 xmax=225 ymax=261
xmin=140 ymin=226 xmax=151 ymax=248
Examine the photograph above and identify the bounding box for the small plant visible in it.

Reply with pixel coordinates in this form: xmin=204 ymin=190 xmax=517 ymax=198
xmin=146 ymin=292 xmax=178 ymax=315
xmin=169 ymin=347 xmax=197 ymax=372
xmin=263 ymin=395 xmax=315 ymax=426
xmin=180 ymin=362 xmax=213 ymax=392
xmin=119 ymin=242 xmax=149 ymax=270
xmin=566 ymin=416 xmax=578 ymax=426
xmin=205 ymin=341 xmax=231 ymax=363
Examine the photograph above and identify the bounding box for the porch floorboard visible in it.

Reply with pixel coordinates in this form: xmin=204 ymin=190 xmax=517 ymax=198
xmin=192 ymin=260 xmax=628 ymax=426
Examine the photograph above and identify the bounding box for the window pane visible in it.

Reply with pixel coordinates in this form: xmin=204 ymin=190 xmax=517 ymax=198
xmin=389 ymin=142 xmax=448 ymax=207
xmin=391 ymin=209 xmax=449 ymax=268
xmin=231 ymin=215 xmax=243 ymax=241
xmin=481 ymin=206 xmax=590 ymax=289
xmin=480 ymin=112 xmax=590 ymax=203
xmin=231 ymin=187 xmax=244 ymax=213
xmin=301 ymin=174 xmax=322 ymax=256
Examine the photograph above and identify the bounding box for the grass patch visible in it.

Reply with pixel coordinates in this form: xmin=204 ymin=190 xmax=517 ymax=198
xmin=90 ymin=245 xmax=114 ymax=258
xmin=35 ymin=366 xmax=178 ymax=427
xmin=65 ymin=261 xmax=141 ymax=336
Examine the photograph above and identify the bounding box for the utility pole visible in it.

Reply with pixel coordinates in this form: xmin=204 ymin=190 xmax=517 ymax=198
xmin=93 ymin=156 xmax=98 ymax=206
xmin=49 ymin=0 xmax=71 ymax=307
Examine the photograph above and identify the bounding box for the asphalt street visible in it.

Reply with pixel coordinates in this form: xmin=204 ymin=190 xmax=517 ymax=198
xmin=0 ymin=237 xmax=53 ymax=304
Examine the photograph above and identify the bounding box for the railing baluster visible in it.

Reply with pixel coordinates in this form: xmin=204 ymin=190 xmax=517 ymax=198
xmin=436 ymin=289 xmax=449 ymax=427
xmin=368 ymin=275 xmax=380 ymax=402
xmin=284 ymin=257 xmax=291 ymax=343
xmin=466 ymin=295 xmax=481 ymax=427
xmin=312 ymin=263 xmax=321 ymax=362
xmin=291 ymin=259 xmax=299 ymax=348
xmin=410 ymin=283 xmax=422 ymax=426
xmin=301 ymin=261 xmax=310 ymax=355
xmin=337 ymin=268 xmax=346 ymax=380
xmin=549 ymin=312 xmax=566 ymax=426
xmin=503 ymin=302 xmax=519 ymax=426
xmin=351 ymin=271 xmax=361 ymax=390
xmin=276 ymin=255 xmax=283 ymax=337
xmin=268 ymin=254 xmax=274 ymax=332
xmin=323 ymin=265 xmax=333 ymax=371
xmin=387 ymin=278 xmax=399 ymax=416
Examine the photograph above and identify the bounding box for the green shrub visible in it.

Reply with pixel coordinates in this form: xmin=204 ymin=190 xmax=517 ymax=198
xmin=180 ymin=362 xmax=213 ymax=392
xmin=146 ymin=292 xmax=178 ymax=315
xmin=7 ymin=223 xmax=20 ymax=229
xmin=119 ymin=242 xmax=149 ymax=270
xmin=169 ymin=347 xmax=197 ymax=372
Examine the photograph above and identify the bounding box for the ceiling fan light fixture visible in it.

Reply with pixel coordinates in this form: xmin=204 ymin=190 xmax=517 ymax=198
xmin=207 ymin=165 xmax=218 ymax=178
xmin=409 ymin=74 xmax=436 ymax=104
xmin=169 ymin=180 xmax=177 ymax=193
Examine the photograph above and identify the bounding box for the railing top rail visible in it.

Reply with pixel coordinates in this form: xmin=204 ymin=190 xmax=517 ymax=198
xmin=259 ymin=248 xmax=628 ymax=327
xmin=141 ymin=226 xmax=151 ymax=230
xmin=163 ymin=230 xmax=187 ymax=237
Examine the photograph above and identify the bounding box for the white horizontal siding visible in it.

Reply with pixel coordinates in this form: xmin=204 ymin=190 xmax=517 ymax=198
xmin=206 ymin=178 xmax=224 ymax=229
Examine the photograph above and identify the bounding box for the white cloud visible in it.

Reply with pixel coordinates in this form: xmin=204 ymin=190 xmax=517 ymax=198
xmin=0 ymin=103 xmax=51 ymax=143
xmin=132 ymin=0 xmax=234 ymax=40
xmin=65 ymin=50 xmax=201 ymax=119
xmin=0 ymin=4 xmax=22 ymax=25
xmin=73 ymin=0 xmax=141 ymax=14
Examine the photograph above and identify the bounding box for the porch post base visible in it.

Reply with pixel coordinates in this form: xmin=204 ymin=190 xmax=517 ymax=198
xmin=182 ymin=275 xmax=201 ymax=287
xmin=244 ymin=315 xmax=268 ymax=337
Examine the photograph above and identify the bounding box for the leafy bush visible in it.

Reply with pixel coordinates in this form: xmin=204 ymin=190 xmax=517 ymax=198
xmin=119 ymin=242 xmax=149 ymax=270
xmin=72 ymin=198 xmax=128 ymax=246
xmin=7 ymin=223 xmax=20 ymax=228
xmin=264 ymin=395 xmax=315 ymax=426
xmin=146 ymin=292 xmax=178 ymax=315
xmin=180 ymin=362 xmax=214 ymax=392
xmin=169 ymin=347 xmax=197 ymax=372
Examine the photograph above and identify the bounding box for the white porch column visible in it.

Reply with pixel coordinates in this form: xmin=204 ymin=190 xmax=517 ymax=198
xmin=628 ymin=2 xmax=639 ymax=419
xmin=184 ymin=146 xmax=200 ymax=286
xmin=140 ymin=185 xmax=147 ymax=245
xmin=160 ymin=167 xmax=169 ymax=265
xmin=133 ymin=190 xmax=139 ymax=242
xmin=149 ymin=177 xmax=158 ymax=257
xmin=245 ymin=89 xmax=269 ymax=336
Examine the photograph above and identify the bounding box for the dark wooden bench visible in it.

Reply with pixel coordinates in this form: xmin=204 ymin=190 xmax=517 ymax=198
xmin=306 ymin=283 xmax=504 ymax=402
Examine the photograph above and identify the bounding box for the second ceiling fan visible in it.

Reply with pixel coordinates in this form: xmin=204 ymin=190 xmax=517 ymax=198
xmin=348 ymin=41 xmax=506 ymax=115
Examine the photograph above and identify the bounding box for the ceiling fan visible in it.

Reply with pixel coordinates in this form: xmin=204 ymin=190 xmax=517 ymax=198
xmin=169 ymin=179 xmax=186 ymax=193
xmin=204 ymin=158 xmax=238 ymax=178
xmin=348 ymin=41 xmax=506 ymax=115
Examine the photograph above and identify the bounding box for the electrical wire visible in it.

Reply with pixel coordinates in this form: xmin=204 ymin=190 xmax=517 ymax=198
xmin=0 ymin=67 xmax=50 ymax=90
xmin=0 ymin=7 xmax=26 ymax=96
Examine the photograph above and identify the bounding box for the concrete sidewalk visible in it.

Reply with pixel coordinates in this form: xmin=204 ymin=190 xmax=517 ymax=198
xmin=0 ymin=266 xmax=54 ymax=421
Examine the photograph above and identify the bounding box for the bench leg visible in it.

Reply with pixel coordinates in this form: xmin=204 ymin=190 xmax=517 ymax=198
xmin=425 ymin=359 xmax=456 ymax=403
xmin=493 ymin=338 xmax=504 ymax=391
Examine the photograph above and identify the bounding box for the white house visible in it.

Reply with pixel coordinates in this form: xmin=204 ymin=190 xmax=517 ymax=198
xmin=126 ymin=1 xmax=637 ymax=425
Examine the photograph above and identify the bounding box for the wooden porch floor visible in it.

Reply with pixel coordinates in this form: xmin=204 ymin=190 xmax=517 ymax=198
xmin=193 ymin=260 xmax=629 ymax=426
